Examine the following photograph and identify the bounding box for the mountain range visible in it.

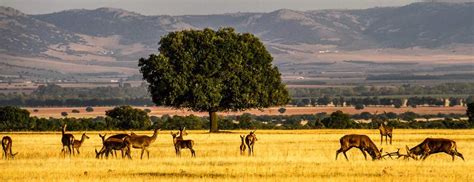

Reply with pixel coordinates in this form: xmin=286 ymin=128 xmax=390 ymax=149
xmin=0 ymin=2 xmax=473 ymax=80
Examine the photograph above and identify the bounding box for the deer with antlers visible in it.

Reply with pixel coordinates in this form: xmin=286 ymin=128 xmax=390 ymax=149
xmin=2 ymin=136 xmax=18 ymax=160
xmin=71 ymin=133 xmax=89 ymax=155
xmin=245 ymin=130 xmax=257 ymax=156
xmin=239 ymin=135 xmax=246 ymax=155
xmin=128 ymin=128 xmax=160 ymax=159
xmin=171 ymin=127 xmax=195 ymax=157
xmin=96 ymin=134 xmax=132 ymax=159
xmin=406 ymin=138 xmax=464 ymax=161
xmin=336 ymin=134 xmax=383 ymax=161
xmin=61 ymin=124 xmax=75 ymax=157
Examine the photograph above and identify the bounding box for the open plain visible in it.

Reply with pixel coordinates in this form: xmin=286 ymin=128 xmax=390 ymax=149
xmin=1 ymin=129 xmax=473 ymax=181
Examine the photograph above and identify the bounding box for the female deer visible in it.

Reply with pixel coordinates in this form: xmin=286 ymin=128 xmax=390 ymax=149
xmin=239 ymin=135 xmax=246 ymax=155
xmin=2 ymin=136 xmax=18 ymax=160
xmin=61 ymin=124 xmax=75 ymax=157
xmin=72 ymin=133 xmax=89 ymax=155
xmin=245 ymin=130 xmax=257 ymax=156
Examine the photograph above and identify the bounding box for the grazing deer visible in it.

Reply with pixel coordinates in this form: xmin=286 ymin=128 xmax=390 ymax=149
xmin=239 ymin=135 xmax=246 ymax=155
xmin=72 ymin=133 xmax=89 ymax=155
xmin=336 ymin=134 xmax=383 ymax=161
xmin=61 ymin=124 xmax=75 ymax=157
xmin=171 ymin=131 xmax=196 ymax=157
xmin=102 ymin=133 xmax=130 ymax=157
xmin=96 ymin=135 xmax=131 ymax=159
xmin=406 ymin=138 xmax=464 ymax=161
xmin=128 ymin=128 xmax=160 ymax=159
xmin=378 ymin=123 xmax=393 ymax=145
xmin=2 ymin=136 xmax=18 ymax=160
xmin=245 ymin=130 xmax=257 ymax=156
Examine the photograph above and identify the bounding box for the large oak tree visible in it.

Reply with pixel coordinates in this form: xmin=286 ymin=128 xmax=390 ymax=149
xmin=139 ymin=28 xmax=290 ymax=132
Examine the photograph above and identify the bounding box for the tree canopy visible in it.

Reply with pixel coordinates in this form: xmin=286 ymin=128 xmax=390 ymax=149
xmin=139 ymin=27 xmax=290 ymax=132
xmin=105 ymin=106 xmax=151 ymax=130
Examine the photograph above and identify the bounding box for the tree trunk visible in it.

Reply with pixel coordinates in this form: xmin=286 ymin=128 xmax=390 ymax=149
xmin=209 ymin=111 xmax=218 ymax=133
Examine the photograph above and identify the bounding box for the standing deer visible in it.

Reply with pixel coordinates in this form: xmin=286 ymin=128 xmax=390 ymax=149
xmin=378 ymin=123 xmax=393 ymax=145
xmin=245 ymin=130 xmax=257 ymax=156
xmin=72 ymin=133 xmax=89 ymax=155
xmin=239 ymin=135 xmax=246 ymax=155
xmin=336 ymin=134 xmax=383 ymax=161
xmin=171 ymin=131 xmax=195 ymax=157
xmin=61 ymin=124 xmax=75 ymax=157
xmin=406 ymin=138 xmax=464 ymax=161
xmin=96 ymin=134 xmax=131 ymax=159
xmin=2 ymin=136 xmax=18 ymax=160
xmin=128 ymin=128 xmax=160 ymax=159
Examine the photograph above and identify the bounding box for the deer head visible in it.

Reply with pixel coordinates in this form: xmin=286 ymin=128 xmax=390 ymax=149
xmin=98 ymin=134 xmax=106 ymax=142
xmin=82 ymin=133 xmax=90 ymax=140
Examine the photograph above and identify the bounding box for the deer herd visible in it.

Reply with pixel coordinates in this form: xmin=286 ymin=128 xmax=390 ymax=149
xmin=0 ymin=123 xmax=466 ymax=161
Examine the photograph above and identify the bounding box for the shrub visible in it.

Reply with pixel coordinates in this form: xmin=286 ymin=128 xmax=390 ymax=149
xmin=86 ymin=106 xmax=94 ymax=112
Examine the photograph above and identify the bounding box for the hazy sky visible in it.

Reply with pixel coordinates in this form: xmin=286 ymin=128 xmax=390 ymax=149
xmin=1 ymin=0 xmax=421 ymax=15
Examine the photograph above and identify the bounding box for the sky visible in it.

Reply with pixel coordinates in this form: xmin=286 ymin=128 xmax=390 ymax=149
xmin=1 ymin=0 xmax=421 ymax=15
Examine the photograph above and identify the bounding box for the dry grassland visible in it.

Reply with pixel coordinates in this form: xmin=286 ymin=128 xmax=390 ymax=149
xmin=26 ymin=106 xmax=467 ymax=118
xmin=1 ymin=129 xmax=473 ymax=181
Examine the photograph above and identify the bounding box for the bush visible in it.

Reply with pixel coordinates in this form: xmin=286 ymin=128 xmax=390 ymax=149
xmin=61 ymin=112 xmax=68 ymax=117
xmin=355 ymin=103 xmax=365 ymax=110
xmin=33 ymin=109 xmax=39 ymax=112
xmin=278 ymin=107 xmax=286 ymax=114
xmin=86 ymin=106 xmax=94 ymax=112
xmin=144 ymin=108 xmax=152 ymax=113
xmin=71 ymin=109 xmax=80 ymax=113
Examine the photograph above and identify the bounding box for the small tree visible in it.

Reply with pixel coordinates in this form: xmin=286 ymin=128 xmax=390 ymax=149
xmin=86 ymin=106 xmax=94 ymax=112
xmin=0 ymin=106 xmax=30 ymax=130
xmin=355 ymin=103 xmax=365 ymax=110
xmin=467 ymin=102 xmax=474 ymax=126
xmin=139 ymin=28 xmax=290 ymax=132
xmin=278 ymin=107 xmax=287 ymax=114
xmin=61 ymin=112 xmax=68 ymax=117
xmin=105 ymin=106 xmax=150 ymax=129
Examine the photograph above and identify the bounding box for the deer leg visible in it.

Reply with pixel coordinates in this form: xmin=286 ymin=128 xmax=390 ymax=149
xmin=146 ymin=148 xmax=150 ymax=159
xmin=380 ymin=135 xmax=383 ymax=145
xmin=140 ymin=148 xmax=145 ymax=159
xmin=191 ymin=148 xmax=195 ymax=157
xmin=358 ymin=148 xmax=367 ymax=160
xmin=389 ymin=135 xmax=392 ymax=145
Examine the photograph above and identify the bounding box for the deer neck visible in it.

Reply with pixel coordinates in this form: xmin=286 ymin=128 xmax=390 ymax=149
xmin=80 ymin=135 xmax=87 ymax=143
xmin=150 ymin=130 xmax=158 ymax=142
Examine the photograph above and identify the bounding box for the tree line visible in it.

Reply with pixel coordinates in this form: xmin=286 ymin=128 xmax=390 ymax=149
xmin=1 ymin=104 xmax=473 ymax=131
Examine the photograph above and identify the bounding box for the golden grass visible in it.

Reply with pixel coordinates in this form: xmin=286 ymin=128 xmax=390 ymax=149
xmin=1 ymin=129 xmax=473 ymax=181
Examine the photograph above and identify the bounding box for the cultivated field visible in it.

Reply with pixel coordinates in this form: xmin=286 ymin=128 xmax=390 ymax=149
xmin=26 ymin=105 xmax=467 ymax=118
xmin=1 ymin=129 xmax=473 ymax=181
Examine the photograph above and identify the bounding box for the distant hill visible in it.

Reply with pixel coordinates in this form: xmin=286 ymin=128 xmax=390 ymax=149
xmin=0 ymin=2 xmax=473 ymax=81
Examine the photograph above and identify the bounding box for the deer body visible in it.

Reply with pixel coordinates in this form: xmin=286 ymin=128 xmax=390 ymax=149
xmin=104 ymin=133 xmax=130 ymax=157
xmin=378 ymin=124 xmax=393 ymax=145
xmin=239 ymin=135 xmax=246 ymax=155
xmin=128 ymin=128 xmax=159 ymax=159
xmin=245 ymin=131 xmax=257 ymax=156
xmin=407 ymin=138 xmax=464 ymax=161
xmin=336 ymin=134 xmax=382 ymax=161
xmin=72 ymin=133 xmax=89 ymax=155
xmin=61 ymin=124 xmax=75 ymax=156
xmin=96 ymin=136 xmax=131 ymax=159
xmin=2 ymin=136 xmax=17 ymax=160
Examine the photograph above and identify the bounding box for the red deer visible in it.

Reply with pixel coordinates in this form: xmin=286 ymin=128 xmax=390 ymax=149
xmin=96 ymin=134 xmax=131 ymax=159
xmin=240 ymin=135 xmax=246 ymax=155
xmin=336 ymin=134 xmax=383 ymax=161
xmin=171 ymin=131 xmax=195 ymax=157
xmin=245 ymin=130 xmax=257 ymax=156
xmin=72 ymin=133 xmax=89 ymax=155
xmin=61 ymin=124 xmax=75 ymax=156
xmin=378 ymin=123 xmax=393 ymax=145
xmin=128 ymin=128 xmax=160 ymax=159
xmin=103 ymin=133 xmax=130 ymax=157
xmin=2 ymin=136 xmax=18 ymax=160
xmin=406 ymin=138 xmax=464 ymax=161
